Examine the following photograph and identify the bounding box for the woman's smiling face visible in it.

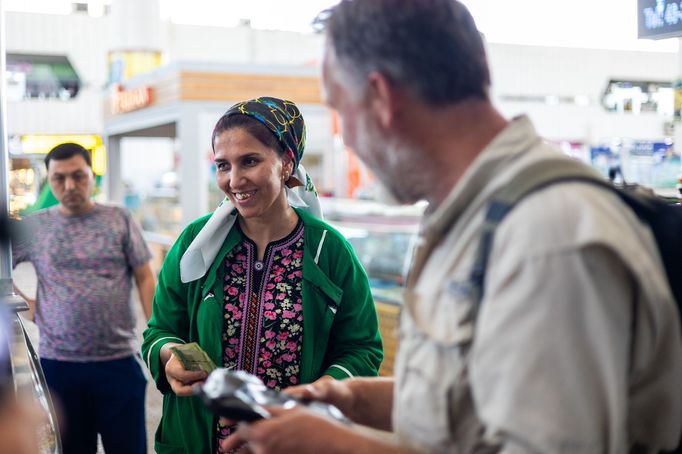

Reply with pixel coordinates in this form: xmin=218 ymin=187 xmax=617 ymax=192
xmin=213 ymin=127 xmax=292 ymax=220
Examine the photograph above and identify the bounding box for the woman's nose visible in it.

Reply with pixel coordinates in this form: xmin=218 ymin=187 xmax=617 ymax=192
xmin=228 ymin=168 xmax=245 ymax=187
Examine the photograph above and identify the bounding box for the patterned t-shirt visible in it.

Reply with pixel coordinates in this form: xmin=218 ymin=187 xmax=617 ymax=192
xmin=12 ymin=204 xmax=151 ymax=361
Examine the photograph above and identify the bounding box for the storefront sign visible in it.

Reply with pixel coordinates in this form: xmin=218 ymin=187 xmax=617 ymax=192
xmin=19 ymin=134 xmax=102 ymax=154
xmin=110 ymin=84 xmax=153 ymax=114
xmin=638 ymin=0 xmax=682 ymax=39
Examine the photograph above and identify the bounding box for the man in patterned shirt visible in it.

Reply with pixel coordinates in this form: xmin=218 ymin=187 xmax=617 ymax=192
xmin=13 ymin=142 xmax=156 ymax=454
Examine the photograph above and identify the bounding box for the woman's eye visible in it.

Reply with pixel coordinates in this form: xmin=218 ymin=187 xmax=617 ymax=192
xmin=216 ymin=163 xmax=229 ymax=172
xmin=244 ymin=158 xmax=258 ymax=167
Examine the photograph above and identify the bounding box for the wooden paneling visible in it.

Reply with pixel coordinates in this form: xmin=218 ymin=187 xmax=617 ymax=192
xmin=178 ymin=71 xmax=321 ymax=104
xmin=106 ymin=70 xmax=322 ymax=121
xmin=151 ymin=75 xmax=182 ymax=106
xmin=376 ymin=300 xmax=401 ymax=376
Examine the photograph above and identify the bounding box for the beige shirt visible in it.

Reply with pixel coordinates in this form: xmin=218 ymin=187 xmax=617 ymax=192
xmin=392 ymin=116 xmax=682 ymax=453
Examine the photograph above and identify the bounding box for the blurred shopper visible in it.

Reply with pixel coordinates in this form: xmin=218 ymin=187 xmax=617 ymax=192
xmin=13 ymin=142 xmax=155 ymax=454
xmin=142 ymin=97 xmax=383 ymax=453
xmin=219 ymin=1 xmax=682 ymax=453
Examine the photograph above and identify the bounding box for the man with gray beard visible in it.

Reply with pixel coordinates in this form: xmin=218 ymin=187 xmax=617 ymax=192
xmin=220 ymin=1 xmax=682 ymax=452
xmin=13 ymin=143 xmax=155 ymax=454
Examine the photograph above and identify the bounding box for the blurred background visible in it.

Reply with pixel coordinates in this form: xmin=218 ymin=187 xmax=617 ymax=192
xmin=3 ymin=1 xmax=682 ymax=451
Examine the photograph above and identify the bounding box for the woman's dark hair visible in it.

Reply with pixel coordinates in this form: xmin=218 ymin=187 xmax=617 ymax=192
xmin=44 ymin=142 xmax=92 ymax=169
xmin=211 ymin=114 xmax=285 ymax=157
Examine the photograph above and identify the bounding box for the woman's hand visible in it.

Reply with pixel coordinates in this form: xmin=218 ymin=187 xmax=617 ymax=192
xmin=164 ymin=353 xmax=208 ymax=396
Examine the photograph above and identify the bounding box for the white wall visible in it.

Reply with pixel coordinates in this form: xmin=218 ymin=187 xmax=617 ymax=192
xmin=5 ymin=11 xmax=109 ymax=134
xmin=488 ymin=43 xmax=677 ymax=98
xmin=168 ymin=24 xmax=323 ymax=65
xmin=5 ymin=12 xmax=325 ymax=137
xmin=487 ymin=43 xmax=677 ymax=141
xmin=120 ymin=137 xmax=175 ymax=197
xmin=4 ymin=10 xmax=680 ymax=146
xmin=498 ymin=102 xmax=670 ymax=143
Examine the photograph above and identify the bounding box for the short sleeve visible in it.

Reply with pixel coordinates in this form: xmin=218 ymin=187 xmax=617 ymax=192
xmin=11 ymin=216 xmax=34 ymax=267
xmin=122 ymin=209 xmax=152 ymax=269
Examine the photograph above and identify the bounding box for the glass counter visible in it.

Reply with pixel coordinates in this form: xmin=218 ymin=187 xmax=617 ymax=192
xmin=321 ymin=198 xmax=424 ymax=376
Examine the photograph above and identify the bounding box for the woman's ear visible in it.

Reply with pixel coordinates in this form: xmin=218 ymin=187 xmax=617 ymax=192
xmin=282 ymin=156 xmax=294 ymax=178
xmin=282 ymin=157 xmax=299 ymax=188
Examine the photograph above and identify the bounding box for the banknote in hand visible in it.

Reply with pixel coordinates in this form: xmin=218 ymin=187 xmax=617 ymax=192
xmin=170 ymin=342 xmax=217 ymax=373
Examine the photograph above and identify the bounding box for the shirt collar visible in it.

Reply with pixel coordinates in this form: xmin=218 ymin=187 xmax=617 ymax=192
xmin=421 ymin=115 xmax=541 ymax=239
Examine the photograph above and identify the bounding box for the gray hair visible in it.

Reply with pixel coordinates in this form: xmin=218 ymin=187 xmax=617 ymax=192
xmin=314 ymin=0 xmax=490 ymax=105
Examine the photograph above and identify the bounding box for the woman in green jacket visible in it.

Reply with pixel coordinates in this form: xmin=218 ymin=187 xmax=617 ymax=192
xmin=141 ymin=97 xmax=383 ymax=453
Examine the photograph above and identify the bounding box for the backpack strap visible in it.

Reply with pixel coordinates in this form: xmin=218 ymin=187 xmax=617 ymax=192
xmin=466 ymin=157 xmax=668 ymax=418
xmin=468 ymin=158 xmax=611 ymax=311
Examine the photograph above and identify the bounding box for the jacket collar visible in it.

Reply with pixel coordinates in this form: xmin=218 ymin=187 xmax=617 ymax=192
xmin=422 ymin=115 xmax=542 ymax=241
xmin=200 ymin=208 xmax=342 ymax=305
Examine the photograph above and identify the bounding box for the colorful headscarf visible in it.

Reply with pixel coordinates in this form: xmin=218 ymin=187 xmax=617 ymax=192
xmin=179 ymin=97 xmax=322 ymax=283
xmin=224 ymin=97 xmax=306 ymax=171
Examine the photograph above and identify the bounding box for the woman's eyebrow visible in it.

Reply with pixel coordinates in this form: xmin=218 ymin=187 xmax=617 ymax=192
xmin=215 ymin=152 xmax=261 ymax=162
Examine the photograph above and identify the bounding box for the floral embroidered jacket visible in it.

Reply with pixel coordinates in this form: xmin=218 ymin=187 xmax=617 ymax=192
xmin=141 ymin=208 xmax=383 ymax=454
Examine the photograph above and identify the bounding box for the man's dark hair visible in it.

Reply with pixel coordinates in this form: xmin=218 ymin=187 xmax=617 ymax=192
xmin=315 ymin=0 xmax=491 ymax=105
xmin=44 ymin=142 xmax=92 ymax=169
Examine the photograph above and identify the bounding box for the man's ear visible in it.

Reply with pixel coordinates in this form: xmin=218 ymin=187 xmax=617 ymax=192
xmin=366 ymin=71 xmax=398 ymax=129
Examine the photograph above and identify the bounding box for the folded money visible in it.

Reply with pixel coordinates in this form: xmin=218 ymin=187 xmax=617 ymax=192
xmin=170 ymin=342 xmax=217 ymax=373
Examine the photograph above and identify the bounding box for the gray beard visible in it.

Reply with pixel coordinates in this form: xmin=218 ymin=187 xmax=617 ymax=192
xmin=373 ymin=179 xmax=401 ymax=205
xmin=377 ymin=142 xmax=431 ymax=206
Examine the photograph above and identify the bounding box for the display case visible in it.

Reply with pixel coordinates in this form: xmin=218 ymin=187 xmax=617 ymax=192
xmin=8 ymin=157 xmax=44 ymax=217
xmin=7 ymin=301 xmax=61 ymax=453
xmin=321 ymin=198 xmax=424 ymax=376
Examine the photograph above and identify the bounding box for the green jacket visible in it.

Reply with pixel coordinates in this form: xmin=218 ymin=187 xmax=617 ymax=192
xmin=141 ymin=209 xmax=383 ymax=453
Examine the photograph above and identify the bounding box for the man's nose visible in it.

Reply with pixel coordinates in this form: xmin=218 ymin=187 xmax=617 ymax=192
xmin=64 ymin=176 xmax=77 ymax=190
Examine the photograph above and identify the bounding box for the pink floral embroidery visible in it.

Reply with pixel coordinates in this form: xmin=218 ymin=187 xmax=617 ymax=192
xmin=217 ymin=224 xmax=305 ymax=453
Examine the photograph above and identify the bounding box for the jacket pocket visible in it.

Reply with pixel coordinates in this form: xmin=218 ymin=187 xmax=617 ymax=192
xmin=393 ymin=283 xmax=477 ymax=450
xmin=154 ymin=440 xmax=186 ymax=454
xmin=154 ymin=418 xmax=187 ymax=454
xmin=395 ymin=325 xmax=459 ymax=450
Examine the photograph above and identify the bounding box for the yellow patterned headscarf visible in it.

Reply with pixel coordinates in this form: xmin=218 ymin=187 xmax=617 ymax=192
xmin=180 ymin=97 xmax=322 ymax=283
xmin=224 ymin=97 xmax=306 ymax=170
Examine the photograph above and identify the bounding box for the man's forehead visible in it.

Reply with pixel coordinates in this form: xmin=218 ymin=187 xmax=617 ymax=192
xmin=48 ymin=156 xmax=90 ymax=173
xmin=320 ymin=47 xmax=341 ymax=104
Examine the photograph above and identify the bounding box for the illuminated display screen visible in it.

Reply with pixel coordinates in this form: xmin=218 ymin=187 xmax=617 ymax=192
xmin=6 ymin=53 xmax=81 ymax=100
xmin=638 ymin=0 xmax=682 ymax=39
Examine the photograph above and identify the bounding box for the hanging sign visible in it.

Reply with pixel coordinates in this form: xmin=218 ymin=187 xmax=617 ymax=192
xmin=638 ymin=0 xmax=682 ymax=39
